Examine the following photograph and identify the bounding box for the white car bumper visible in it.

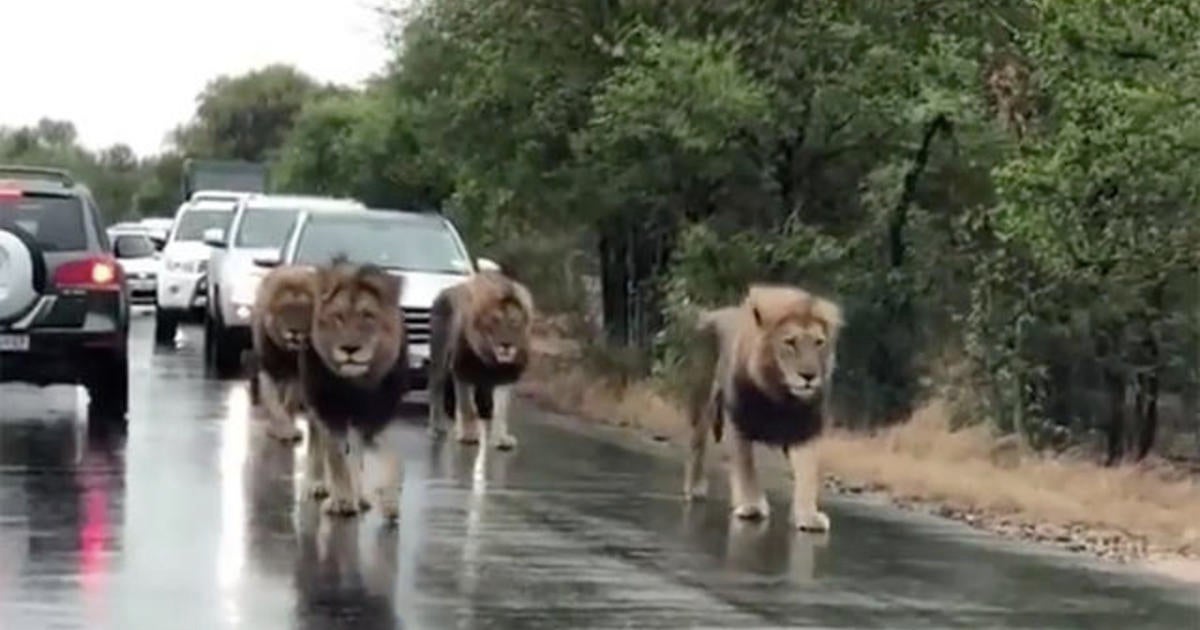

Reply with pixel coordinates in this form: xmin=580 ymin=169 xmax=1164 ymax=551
xmin=156 ymin=270 xmax=207 ymax=311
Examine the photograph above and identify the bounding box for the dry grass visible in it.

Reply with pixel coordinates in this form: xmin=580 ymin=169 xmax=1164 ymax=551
xmin=519 ymin=338 xmax=1200 ymax=561
xmin=822 ymin=401 xmax=1200 ymax=557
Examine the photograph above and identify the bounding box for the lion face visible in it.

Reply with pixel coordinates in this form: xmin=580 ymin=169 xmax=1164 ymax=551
xmin=473 ymin=297 xmax=531 ymax=365
xmin=764 ymin=318 xmax=833 ymax=401
xmin=745 ymin=285 xmax=842 ymax=403
xmin=312 ymin=264 xmax=403 ymax=379
xmin=265 ymin=284 xmax=315 ymax=351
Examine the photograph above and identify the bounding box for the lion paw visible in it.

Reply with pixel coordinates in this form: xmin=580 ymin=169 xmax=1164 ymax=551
xmin=267 ymin=423 xmax=303 ymax=443
xmin=794 ymin=510 xmax=830 ymax=533
xmin=322 ymin=494 xmax=361 ymax=517
xmin=684 ymin=480 xmax=709 ymax=502
xmin=493 ymin=433 xmax=518 ymax=451
xmin=733 ymin=498 xmax=770 ymax=521
xmin=376 ymin=490 xmax=400 ymax=522
xmin=305 ymin=481 xmax=329 ymax=500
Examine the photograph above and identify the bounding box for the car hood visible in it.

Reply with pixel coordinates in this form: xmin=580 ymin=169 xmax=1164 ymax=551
xmin=162 ymin=241 xmax=211 ymax=262
xmin=222 ymin=247 xmax=279 ymax=275
xmin=385 ymin=270 xmax=470 ymax=309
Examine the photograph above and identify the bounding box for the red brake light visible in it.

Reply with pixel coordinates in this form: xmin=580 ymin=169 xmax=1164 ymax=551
xmin=54 ymin=257 xmax=123 ymax=291
xmin=0 ymin=189 xmax=22 ymax=200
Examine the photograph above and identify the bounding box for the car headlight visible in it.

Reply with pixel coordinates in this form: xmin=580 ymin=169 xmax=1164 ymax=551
xmin=231 ymin=273 xmax=264 ymax=306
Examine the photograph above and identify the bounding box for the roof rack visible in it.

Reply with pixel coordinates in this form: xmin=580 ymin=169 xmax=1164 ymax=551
xmin=0 ymin=165 xmax=75 ymax=187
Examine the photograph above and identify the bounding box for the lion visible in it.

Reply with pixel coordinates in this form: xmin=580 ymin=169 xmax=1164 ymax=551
xmin=681 ymin=284 xmax=842 ymax=533
xmin=299 ymin=260 xmax=409 ymax=521
xmin=426 ymin=269 xmax=534 ymax=450
xmin=250 ymin=264 xmax=319 ymax=443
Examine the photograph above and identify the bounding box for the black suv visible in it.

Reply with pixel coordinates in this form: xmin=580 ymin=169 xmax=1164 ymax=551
xmin=0 ymin=166 xmax=130 ymax=423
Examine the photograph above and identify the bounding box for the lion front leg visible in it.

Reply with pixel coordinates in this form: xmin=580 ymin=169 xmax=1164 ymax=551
xmin=304 ymin=419 xmax=329 ymax=500
xmin=453 ymin=377 xmax=481 ymax=445
xmin=489 ymin=385 xmax=517 ymax=451
xmin=374 ymin=434 xmax=403 ymax=523
xmin=728 ymin=422 xmax=769 ymax=520
xmin=259 ymin=372 xmax=302 ymax=443
xmin=786 ymin=439 xmax=829 ymax=533
xmin=323 ymin=430 xmax=365 ymax=517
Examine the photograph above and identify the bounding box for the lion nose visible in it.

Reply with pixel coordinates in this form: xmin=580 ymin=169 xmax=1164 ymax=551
xmin=798 ymin=369 xmax=819 ymax=383
xmin=340 ymin=344 xmax=362 ymax=357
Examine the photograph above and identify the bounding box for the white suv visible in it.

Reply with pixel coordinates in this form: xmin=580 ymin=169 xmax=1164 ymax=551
xmin=202 ymin=194 xmax=365 ymax=375
xmin=154 ymin=198 xmax=237 ymax=344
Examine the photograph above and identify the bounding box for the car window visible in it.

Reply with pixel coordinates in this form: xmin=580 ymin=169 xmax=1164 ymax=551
xmin=114 ymin=234 xmax=156 ymax=259
xmin=294 ymin=215 xmax=471 ymax=274
xmin=0 ymin=193 xmax=87 ymax=251
xmin=234 ymin=208 xmax=299 ymax=248
xmin=173 ymin=209 xmax=231 ymax=242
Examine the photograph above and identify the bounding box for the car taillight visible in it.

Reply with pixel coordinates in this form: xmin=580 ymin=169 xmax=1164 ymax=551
xmin=54 ymin=257 xmax=123 ymax=291
xmin=0 ymin=188 xmax=22 ymax=200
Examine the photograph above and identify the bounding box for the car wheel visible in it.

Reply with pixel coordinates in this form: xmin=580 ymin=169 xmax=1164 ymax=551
xmin=87 ymin=350 xmax=129 ymax=425
xmin=0 ymin=224 xmax=46 ymax=324
xmin=155 ymin=307 xmax=178 ymax=345
xmin=207 ymin=314 xmax=242 ymax=378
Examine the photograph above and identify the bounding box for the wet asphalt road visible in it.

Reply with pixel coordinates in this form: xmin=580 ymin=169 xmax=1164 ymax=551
xmin=1 ymin=316 xmax=1198 ymax=630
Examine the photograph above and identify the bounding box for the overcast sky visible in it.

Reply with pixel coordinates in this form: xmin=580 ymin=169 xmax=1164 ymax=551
xmin=0 ymin=0 xmax=392 ymax=157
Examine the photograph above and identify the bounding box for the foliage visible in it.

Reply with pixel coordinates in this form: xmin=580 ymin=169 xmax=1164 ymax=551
xmin=0 ymin=119 xmax=181 ymax=220
xmin=172 ymin=64 xmax=336 ymax=163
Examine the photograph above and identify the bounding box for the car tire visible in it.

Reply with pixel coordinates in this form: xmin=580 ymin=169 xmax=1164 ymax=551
xmin=87 ymin=350 xmax=129 ymax=425
xmin=155 ymin=308 xmax=178 ymax=345
xmin=0 ymin=224 xmax=47 ymax=323
xmin=206 ymin=312 xmax=242 ymax=378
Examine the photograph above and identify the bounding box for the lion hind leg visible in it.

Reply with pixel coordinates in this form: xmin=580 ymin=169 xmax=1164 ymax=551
xmin=684 ymin=390 xmax=719 ymax=500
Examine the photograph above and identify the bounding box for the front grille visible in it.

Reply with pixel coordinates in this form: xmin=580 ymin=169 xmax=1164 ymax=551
xmin=403 ymin=307 xmax=431 ymax=344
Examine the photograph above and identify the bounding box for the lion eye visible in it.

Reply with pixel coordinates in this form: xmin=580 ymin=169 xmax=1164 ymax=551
xmin=815 ymin=337 xmax=826 ymax=347
xmin=784 ymin=336 xmax=799 ymax=349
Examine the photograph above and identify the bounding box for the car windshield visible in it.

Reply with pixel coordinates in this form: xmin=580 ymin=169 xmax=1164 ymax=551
xmin=0 ymin=193 xmax=87 ymax=251
xmin=114 ymin=234 xmax=156 ymax=258
xmin=173 ymin=209 xmax=231 ymax=242
xmin=234 ymin=207 xmax=299 ymax=248
xmin=293 ymin=214 xmax=471 ymax=274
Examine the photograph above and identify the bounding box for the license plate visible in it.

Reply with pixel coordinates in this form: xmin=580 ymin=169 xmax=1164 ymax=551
xmin=0 ymin=334 xmax=30 ymax=352
xmin=408 ymin=344 xmax=430 ymax=368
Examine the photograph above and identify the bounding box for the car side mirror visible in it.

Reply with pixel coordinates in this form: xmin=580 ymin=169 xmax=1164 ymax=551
xmin=476 ymin=257 xmax=501 ymax=272
xmin=203 ymin=228 xmax=226 ymax=248
xmin=253 ymin=253 xmax=281 ymax=268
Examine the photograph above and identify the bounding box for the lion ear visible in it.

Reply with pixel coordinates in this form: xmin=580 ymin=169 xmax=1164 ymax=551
xmin=379 ymin=273 xmax=403 ymax=307
xmin=315 ymin=266 xmax=338 ymax=301
xmin=812 ymin=297 xmax=843 ymax=342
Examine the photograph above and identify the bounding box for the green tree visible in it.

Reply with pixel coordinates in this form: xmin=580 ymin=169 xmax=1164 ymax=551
xmin=173 ymin=64 xmax=335 ymax=162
